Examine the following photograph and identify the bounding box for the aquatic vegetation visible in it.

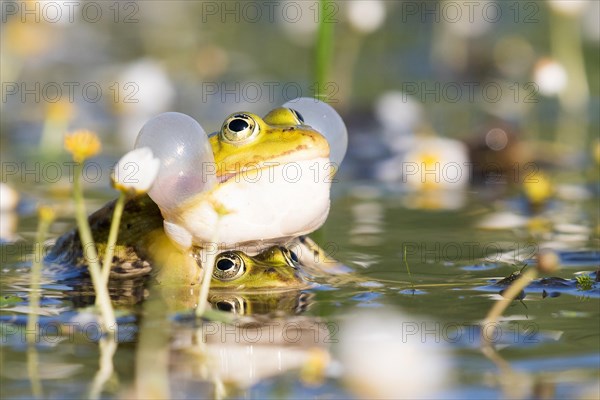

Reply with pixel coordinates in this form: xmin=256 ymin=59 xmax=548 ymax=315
xmin=102 ymin=147 xmax=160 ymax=284
xmin=64 ymin=130 xmax=101 ymax=163
xmin=575 ymin=274 xmax=594 ymax=291
xmin=23 ymin=205 xmax=54 ymax=398
xmin=482 ymin=249 xmax=559 ymax=344
xmin=64 ymin=130 xmax=116 ymax=334
xmin=25 ymin=205 xmax=55 ymax=342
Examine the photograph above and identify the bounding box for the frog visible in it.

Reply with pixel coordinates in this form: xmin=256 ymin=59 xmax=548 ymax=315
xmin=47 ymin=98 xmax=349 ymax=290
xmin=46 ymin=192 xmax=314 ymax=289
xmin=134 ymin=98 xmax=347 ymax=256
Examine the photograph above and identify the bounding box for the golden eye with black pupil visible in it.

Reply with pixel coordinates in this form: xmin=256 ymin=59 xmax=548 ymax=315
xmin=211 ymin=295 xmax=246 ymax=314
xmin=221 ymin=113 xmax=258 ymax=143
xmin=289 ymin=109 xmax=305 ymax=124
xmin=213 ymin=252 xmax=245 ymax=281
xmin=281 ymin=247 xmax=300 ymax=267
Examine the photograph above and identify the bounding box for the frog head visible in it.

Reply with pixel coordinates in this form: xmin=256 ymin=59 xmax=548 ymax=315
xmin=209 ymin=245 xmax=307 ymax=290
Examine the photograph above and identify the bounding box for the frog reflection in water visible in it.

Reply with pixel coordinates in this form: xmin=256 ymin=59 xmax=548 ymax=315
xmin=48 ymin=99 xmax=348 ymax=304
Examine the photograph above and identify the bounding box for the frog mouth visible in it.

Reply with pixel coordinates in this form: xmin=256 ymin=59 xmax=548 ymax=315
xmin=217 ymin=150 xmax=330 ymax=184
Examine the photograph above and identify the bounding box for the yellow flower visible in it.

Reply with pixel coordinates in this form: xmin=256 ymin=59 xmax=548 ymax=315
xmin=38 ymin=205 xmax=56 ymax=223
xmin=64 ymin=130 xmax=101 ymax=162
xmin=523 ymin=172 xmax=553 ymax=206
xmin=300 ymin=347 xmax=330 ymax=386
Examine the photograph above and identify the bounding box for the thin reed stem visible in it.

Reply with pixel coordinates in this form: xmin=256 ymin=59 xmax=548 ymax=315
xmin=26 ymin=206 xmax=54 ymax=398
xmin=72 ymin=162 xmax=116 ymax=334
xmin=101 ymin=191 xmax=127 ymax=284
xmin=314 ymin=0 xmax=335 ymax=101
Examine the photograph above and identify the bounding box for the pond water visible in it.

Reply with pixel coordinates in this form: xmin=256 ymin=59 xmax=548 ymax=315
xmin=1 ymin=181 xmax=599 ymax=399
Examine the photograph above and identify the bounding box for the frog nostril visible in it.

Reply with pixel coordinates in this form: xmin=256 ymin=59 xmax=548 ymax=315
xmin=228 ymin=118 xmax=249 ymax=133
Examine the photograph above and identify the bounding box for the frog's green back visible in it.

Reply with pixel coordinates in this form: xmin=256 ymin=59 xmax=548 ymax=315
xmin=47 ymin=194 xmax=165 ymax=278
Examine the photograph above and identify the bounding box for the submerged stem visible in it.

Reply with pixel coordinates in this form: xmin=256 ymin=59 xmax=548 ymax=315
xmin=26 ymin=206 xmax=54 ymax=398
xmin=481 ymin=268 xmax=538 ymax=346
xmin=27 ymin=344 xmax=43 ymax=398
xmin=26 ymin=208 xmax=54 ymax=343
xmin=195 ymin=246 xmax=218 ymax=317
xmin=101 ymin=191 xmax=127 ymax=284
xmin=135 ymin=283 xmax=171 ymax=399
xmin=88 ymin=336 xmax=118 ymax=400
xmin=403 ymin=245 xmax=416 ymax=292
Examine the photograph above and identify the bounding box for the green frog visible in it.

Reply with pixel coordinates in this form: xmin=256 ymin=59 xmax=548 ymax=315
xmin=136 ymin=98 xmax=346 ymax=255
xmin=47 ymin=98 xmax=348 ymax=291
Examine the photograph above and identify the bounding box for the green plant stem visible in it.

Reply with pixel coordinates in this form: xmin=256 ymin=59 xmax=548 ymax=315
xmin=481 ymin=268 xmax=538 ymax=346
xmin=101 ymin=191 xmax=127 ymax=285
xmin=73 ymin=162 xmax=116 ymax=334
xmin=403 ymin=245 xmax=416 ymax=292
xmin=314 ymin=0 xmax=335 ymax=101
xmin=550 ymin=12 xmax=589 ymax=149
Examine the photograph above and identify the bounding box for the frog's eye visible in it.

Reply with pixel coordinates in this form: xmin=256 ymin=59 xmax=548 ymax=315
xmin=210 ymin=295 xmax=247 ymax=314
xmin=221 ymin=113 xmax=258 ymax=143
xmin=280 ymin=246 xmax=300 ymax=267
xmin=289 ymin=109 xmax=304 ymax=124
xmin=213 ymin=252 xmax=245 ymax=281
xmin=282 ymin=98 xmax=348 ymax=167
xmin=134 ymin=112 xmax=216 ymax=213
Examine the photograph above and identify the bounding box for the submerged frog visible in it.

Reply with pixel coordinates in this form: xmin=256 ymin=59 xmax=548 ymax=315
xmin=48 ymin=98 xmax=348 ymax=290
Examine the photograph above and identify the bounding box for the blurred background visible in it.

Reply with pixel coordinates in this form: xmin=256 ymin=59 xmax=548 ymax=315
xmin=1 ymin=1 xmax=599 ymax=399
xmin=1 ymin=0 xmax=598 ymax=179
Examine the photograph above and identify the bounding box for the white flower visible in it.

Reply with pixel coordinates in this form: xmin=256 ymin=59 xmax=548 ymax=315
xmin=402 ymin=137 xmax=470 ymax=190
xmin=375 ymin=91 xmax=423 ymax=135
xmin=547 ymin=0 xmax=588 ymax=17
xmin=111 ymin=147 xmax=161 ymax=194
xmin=276 ymin=0 xmax=319 ymax=46
xmin=0 ymin=211 xmax=18 ymax=242
xmin=0 ymin=183 xmax=19 ymax=212
xmin=534 ymin=59 xmax=568 ymax=96
xmin=117 ymin=59 xmax=175 ymax=148
xmin=339 ymin=309 xmax=452 ymax=399
xmin=347 ymin=0 xmax=386 ymax=34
